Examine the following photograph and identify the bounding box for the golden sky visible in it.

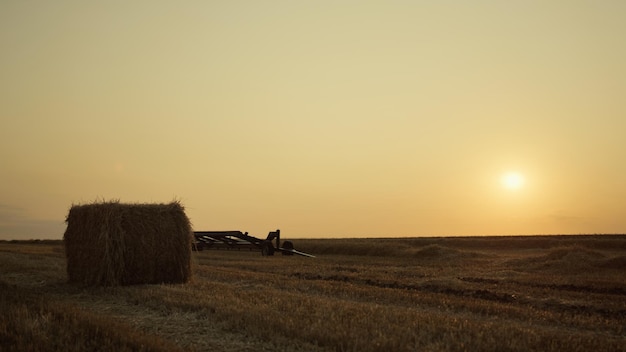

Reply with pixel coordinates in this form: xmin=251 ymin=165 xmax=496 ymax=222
xmin=1 ymin=1 xmax=625 ymax=239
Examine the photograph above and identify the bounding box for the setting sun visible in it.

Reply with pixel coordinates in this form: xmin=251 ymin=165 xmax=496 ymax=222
xmin=502 ymin=172 xmax=525 ymax=190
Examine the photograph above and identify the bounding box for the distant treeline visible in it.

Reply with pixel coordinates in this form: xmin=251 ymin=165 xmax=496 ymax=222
xmin=1 ymin=239 xmax=63 ymax=245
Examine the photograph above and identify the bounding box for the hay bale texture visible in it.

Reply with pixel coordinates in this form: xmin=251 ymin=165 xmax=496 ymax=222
xmin=64 ymin=201 xmax=193 ymax=286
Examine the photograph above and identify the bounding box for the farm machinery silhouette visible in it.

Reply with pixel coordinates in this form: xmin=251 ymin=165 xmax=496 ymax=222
xmin=193 ymin=229 xmax=314 ymax=257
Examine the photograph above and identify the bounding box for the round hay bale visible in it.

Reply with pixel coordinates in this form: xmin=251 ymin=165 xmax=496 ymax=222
xmin=63 ymin=201 xmax=193 ymax=286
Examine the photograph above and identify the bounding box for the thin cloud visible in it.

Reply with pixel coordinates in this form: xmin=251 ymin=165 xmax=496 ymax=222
xmin=0 ymin=204 xmax=65 ymax=240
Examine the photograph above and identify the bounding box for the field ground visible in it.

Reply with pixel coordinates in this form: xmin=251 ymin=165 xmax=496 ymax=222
xmin=1 ymin=235 xmax=625 ymax=351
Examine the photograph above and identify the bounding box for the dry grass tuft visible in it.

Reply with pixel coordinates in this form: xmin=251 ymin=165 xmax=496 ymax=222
xmin=506 ymin=245 xmax=611 ymax=274
xmin=545 ymin=246 xmax=605 ymax=261
xmin=409 ymin=244 xmax=466 ymax=259
xmin=600 ymin=255 xmax=626 ymax=270
xmin=0 ymin=282 xmax=183 ymax=352
xmin=63 ymin=201 xmax=193 ymax=286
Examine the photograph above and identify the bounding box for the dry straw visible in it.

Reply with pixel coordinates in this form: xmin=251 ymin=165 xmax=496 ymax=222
xmin=63 ymin=200 xmax=193 ymax=286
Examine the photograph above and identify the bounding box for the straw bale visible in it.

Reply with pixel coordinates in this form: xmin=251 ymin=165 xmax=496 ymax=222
xmin=63 ymin=201 xmax=193 ymax=286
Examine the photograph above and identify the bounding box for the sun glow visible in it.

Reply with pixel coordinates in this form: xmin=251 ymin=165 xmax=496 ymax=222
xmin=501 ymin=172 xmax=525 ymax=190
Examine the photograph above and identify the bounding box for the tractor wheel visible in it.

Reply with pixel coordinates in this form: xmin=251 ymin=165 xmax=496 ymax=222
xmin=281 ymin=241 xmax=294 ymax=256
xmin=261 ymin=241 xmax=275 ymax=256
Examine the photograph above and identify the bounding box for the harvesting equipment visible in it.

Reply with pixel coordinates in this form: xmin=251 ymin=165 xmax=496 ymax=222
xmin=193 ymin=229 xmax=314 ymax=257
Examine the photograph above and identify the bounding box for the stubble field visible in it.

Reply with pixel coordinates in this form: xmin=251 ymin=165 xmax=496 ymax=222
xmin=1 ymin=235 xmax=625 ymax=351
